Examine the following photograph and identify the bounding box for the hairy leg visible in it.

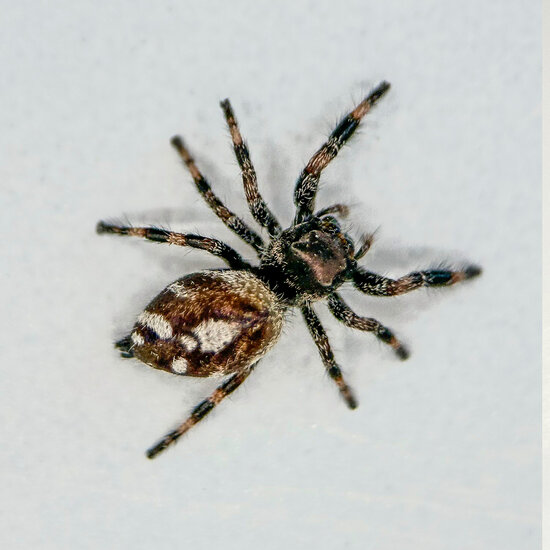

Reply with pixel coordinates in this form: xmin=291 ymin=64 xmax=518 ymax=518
xmin=294 ymin=81 xmax=390 ymax=223
xmin=301 ymin=303 xmax=357 ymax=409
xmin=147 ymin=366 xmax=255 ymax=458
xmin=354 ymin=233 xmax=376 ymax=261
xmin=96 ymin=221 xmax=249 ymax=269
xmin=327 ymin=293 xmax=409 ymax=359
xmin=352 ymin=265 xmax=482 ymax=296
xmin=315 ymin=203 xmax=350 ymax=218
xmin=171 ymin=136 xmax=265 ymax=253
xmin=220 ymin=99 xmax=281 ymax=237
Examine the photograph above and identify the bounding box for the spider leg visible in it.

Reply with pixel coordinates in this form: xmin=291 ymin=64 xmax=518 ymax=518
xmin=170 ymin=136 xmax=265 ymax=254
xmin=294 ymin=81 xmax=390 ymax=224
xmin=301 ymin=303 xmax=357 ymax=409
xmin=352 ymin=265 xmax=482 ymax=296
xmin=147 ymin=365 xmax=255 ymax=459
xmin=354 ymin=232 xmax=376 ymax=261
xmin=327 ymin=293 xmax=409 ymax=360
xmin=315 ymin=203 xmax=350 ymax=218
xmin=220 ymin=99 xmax=282 ymax=237
xmin=96 ymin=222 xmax=249 ymax=269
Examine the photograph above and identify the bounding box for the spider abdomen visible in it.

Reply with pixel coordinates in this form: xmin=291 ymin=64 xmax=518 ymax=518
xmin=126 ymin=270 xmax=285 ymax=377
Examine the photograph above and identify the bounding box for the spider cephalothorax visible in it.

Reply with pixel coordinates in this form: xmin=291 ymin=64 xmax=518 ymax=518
xmin=255 ymin=215 xmax=357 ymax=305
xmin=97 ymin=81 xmax=481 ymax=458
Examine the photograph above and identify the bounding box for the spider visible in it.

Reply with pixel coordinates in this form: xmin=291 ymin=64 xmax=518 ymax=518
xmin=97 ymin=81 xmax=481 ymax=459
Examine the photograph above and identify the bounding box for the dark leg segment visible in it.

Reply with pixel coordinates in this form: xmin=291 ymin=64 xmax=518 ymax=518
xmin=220 ymin=99 xmax=282 ymax=237
xmin=96 ymin=221 xmax=248 ymax=269
xmin=294 ymin=81 xmax=391 ymax=224
xmin=171 ymin=136 xmax=265 ymax=253
xmin=301 ymin=303 xmax=357 ymax=409
xmin=327 ymin=293 xmax=409 ymax=360
xmin=146 ymin=366 xmax=255 ymax=459
xmin=352 ymin=265 xmax=482 ymax=296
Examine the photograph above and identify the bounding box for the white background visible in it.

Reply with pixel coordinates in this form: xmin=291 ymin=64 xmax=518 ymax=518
xmin=1 ymin=1 xmax=540 ymax=549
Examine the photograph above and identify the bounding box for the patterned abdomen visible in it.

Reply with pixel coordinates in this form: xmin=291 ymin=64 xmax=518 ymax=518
xmin=127 ymin=270 xmax=285 ymax=376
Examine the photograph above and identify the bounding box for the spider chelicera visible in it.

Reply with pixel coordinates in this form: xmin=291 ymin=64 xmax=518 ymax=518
xmin=97 ymin=81 xmax=481 ymax=458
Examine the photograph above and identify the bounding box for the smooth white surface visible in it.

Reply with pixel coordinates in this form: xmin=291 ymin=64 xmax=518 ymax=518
xmin=1 ymin=1 xmax=540 ymax=549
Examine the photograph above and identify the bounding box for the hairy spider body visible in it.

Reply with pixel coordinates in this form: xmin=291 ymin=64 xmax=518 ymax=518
xmin=254 ymin=217 xmax=356 ymax=305
xmin=115 ymin=270 xmax=285 ymax=377
xmin=97 ymin=81 xmax=481 ymax=458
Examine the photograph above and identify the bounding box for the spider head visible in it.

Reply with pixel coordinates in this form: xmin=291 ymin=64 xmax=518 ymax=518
xmin=260 ymin=215 xmax=356 ymax=302
xmin=290 ymin=225 xmax=350 ymax=286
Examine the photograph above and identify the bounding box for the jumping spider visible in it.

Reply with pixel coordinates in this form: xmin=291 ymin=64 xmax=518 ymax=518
xmin=97 ymin=81 xmax=481 ymax=459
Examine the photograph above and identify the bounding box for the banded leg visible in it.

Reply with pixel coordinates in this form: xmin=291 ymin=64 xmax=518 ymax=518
xmin=220 ymin=99 xmax=282 ymax=237
xmin=352 ymin=265 xmax=482 ymax=296
xmin=171 ymin=136 xmax=265 ymax=254
xmin=301 ymin=303 xmax=357 ymax=409
xmin=327 ymin=293 xmax=409 ymax=360
xmin=147 ymin=366 xmax=255 ymax=459
xmin=294 ymin=81 xmax=391 ymax=224
xmin=96 ymin=221 xmax=248 ymax=269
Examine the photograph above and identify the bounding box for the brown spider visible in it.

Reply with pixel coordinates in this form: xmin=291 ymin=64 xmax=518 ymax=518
xmin=97 ymin=81 xmax=481 ymax=459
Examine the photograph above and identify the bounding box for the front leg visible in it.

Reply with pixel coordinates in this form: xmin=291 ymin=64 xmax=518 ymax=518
xmin=293 ymin=81 xmax=391 ymax=223
xmin=96 ymin=222 xmax=249 ymax=269
xmin=301 ymin=303 xmax=357 ymax=409
xmin=327 ymin=293 xmax=409 ymax=359
xmin=352 ymin=265 xmax=481 ymax=296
